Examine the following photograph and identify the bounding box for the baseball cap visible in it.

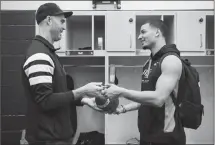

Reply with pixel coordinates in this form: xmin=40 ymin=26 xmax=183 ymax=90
xmin=36 ymin=3 xmax=73 ymax=24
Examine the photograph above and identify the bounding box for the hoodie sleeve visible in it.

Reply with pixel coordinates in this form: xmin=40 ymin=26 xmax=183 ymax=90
xmin=23 ymin=53 xmax=75 ymax=111
xmin=66 ymin=74 xmax=83 ymax=106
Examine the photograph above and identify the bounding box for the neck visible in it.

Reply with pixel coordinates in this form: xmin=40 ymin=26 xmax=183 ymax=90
xmin=38 ymin=26 xmax=53 ymax=44
xmin=151 ymin=38 xmax=166 ymax=56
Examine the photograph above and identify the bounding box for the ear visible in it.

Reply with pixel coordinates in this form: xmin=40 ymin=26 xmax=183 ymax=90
xmin=155 ymin=28 xmax=160 ymax=37
xmin=46 ymin=16 xmax=52 ymax=25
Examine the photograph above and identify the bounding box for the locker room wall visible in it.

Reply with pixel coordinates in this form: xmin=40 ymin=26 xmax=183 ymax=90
xmin=1 ymin=10 xmax=35 ymax=145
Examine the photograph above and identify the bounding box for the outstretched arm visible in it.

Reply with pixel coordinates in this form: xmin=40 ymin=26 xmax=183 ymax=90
xmin=104 ymin=55 xmax=182 ymax=107
xmin=114 ymin=102 xmax=141 ymax=114
xmin=23 ymin=53 xmax=103 ymax=111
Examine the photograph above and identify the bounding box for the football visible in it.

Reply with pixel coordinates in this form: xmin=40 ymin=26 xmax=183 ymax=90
xmin=95 ymin=95 xmax=119 ymax=112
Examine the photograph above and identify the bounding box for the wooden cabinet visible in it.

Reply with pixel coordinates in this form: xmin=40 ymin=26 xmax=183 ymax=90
xmin=176 ymin=11 xmax=206 ymax=52
xmin=205 ymin=13 xmax=214 ymax=55
xmin=45 ymin=11 xmax=107 ymax=56
xmin=35 ymin=10 xmax=214 ymax=56
xmin=106 ymin=11 xmax=135 ymax=52
xmin=176 ymin=11 xmax=214 ymax=54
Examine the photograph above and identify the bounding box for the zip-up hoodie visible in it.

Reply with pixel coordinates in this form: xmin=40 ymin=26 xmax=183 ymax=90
xmin=22 ymin=35 xmax=81 ymax=143
xmin=138 ymin=44 xmax=186 ymax=145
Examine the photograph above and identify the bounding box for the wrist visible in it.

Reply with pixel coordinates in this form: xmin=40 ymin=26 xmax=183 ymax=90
xmin=81 ymin=97 xmax=88 ymax=105
xmin=121 ymin=105 xmax=127 ymax=113
xmin=119 ymin=87 xmax=127 ymax=98
xmin=73 ymin=87 xmax=86 ymax=100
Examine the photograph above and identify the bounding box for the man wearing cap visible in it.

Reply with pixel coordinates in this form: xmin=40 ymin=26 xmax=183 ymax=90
xmin=22 ymin=3 xmax=103 ymax=145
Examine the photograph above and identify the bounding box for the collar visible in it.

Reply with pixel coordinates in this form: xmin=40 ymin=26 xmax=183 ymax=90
xmin=150 ymin=44 xmax=176 ymax=61
xmin=34 ymin=35 xmax=57 ymax=52
xmin=150 ymin=44 xmax=171 ymax=61
xmin=150 ymin=47 xmax=164 ymax=61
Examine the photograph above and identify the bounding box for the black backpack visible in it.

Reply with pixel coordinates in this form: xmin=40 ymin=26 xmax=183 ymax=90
xmin=160 ymin=53 xmax=204 ymax=129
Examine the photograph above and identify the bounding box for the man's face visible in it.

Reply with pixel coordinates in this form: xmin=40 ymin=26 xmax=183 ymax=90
xmin=49 ymin=15 xmax=66 ymax=42
xmin=138 ymin=23 xmax=157 ymax=50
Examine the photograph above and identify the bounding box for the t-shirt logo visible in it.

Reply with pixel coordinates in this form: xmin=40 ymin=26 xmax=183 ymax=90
xmin=142 ymin=69 xmax=152 ymax=79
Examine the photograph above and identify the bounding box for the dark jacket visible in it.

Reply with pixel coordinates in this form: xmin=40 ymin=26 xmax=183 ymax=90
xmin=22 ymin=35 xmax=81 ymax=143
xmin=138 ymin=44 xmax=186 ymax=145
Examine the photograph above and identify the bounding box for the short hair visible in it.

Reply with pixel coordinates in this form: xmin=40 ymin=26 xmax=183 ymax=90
xmin=144 ymin=19 xmax=168 ymax=38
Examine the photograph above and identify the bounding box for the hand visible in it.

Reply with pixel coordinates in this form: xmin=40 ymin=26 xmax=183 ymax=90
xmin=81 ymin=97 xmax=115 ymax=114
xmin=113 ymin=105 xmax=126 ymax=115
xmin=82 ymin=82 xmax=103 ymax=98
xmin=102 ymin=84 xmax=124 ymax=100
xmin=20 ymin=129 xmax=28 ymax=145
xmin=20 ymin=139 xmax=28 ymax=145
xmin=81 ymin=97 xmax=103 ymax=112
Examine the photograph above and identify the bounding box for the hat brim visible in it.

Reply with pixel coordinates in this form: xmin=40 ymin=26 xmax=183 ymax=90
xmin=55 ymin=11 xmax=73 ymax=18
xmin=63 ymin=11 xmax=73 ymax=18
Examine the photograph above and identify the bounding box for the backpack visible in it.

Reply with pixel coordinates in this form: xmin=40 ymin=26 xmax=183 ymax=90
xmin=160 ymin=52 xmax=204 ymax=129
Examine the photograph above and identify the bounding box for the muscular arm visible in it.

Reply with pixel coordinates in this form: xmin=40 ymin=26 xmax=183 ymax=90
xmin=120 ymin=55 xmax=182 ymax=107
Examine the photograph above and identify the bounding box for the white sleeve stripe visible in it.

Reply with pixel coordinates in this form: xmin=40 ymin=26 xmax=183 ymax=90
xmin=25 ymin=64 xmax=54 ymax=77
xmin=29 ymin=76 xmax=52 ymax=86
xmin=23 ymin=53 xmax=55 ymax=68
